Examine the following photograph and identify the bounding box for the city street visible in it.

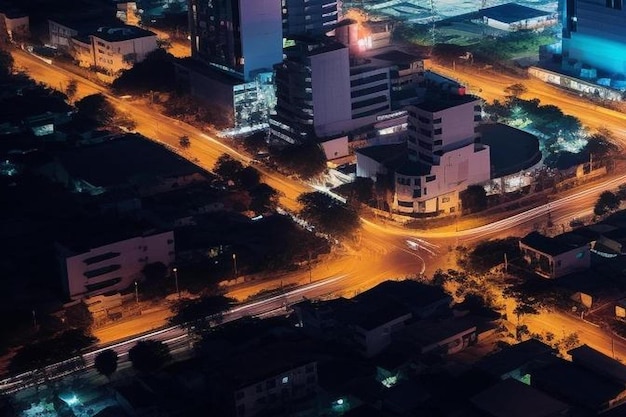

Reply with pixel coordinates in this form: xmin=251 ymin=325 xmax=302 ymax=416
xmin=7 ymin=46 xmax=626 ymax=385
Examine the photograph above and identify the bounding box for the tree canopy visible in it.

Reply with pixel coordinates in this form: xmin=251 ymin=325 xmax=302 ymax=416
xmin=460 ymin=185 xmax=487 ymax=213
xmin=111 ymin=48 xmax=176 ymax=94
xmin=297 ymin=192 xmax=360 ymax=238
xmin=94 ymin=349 xmax=118 ymax=380
xmin=271 ymin=142 xmax=327 ymax=179
xmin=594 ymin=191 xmax=621 ymax=216
xmin=169 ymin=295 xmax=235 ymax=333
xmin=128 ymin=340 xmax=172 ymax=373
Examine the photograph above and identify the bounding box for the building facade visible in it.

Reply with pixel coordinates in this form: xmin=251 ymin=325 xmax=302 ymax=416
xmin=562 ymin=0 xmax=626 ymax=78
xmin=393 ymin=93 xmax=490 ymax=214
xmin=519 ymin=231 xmax=591 ymax=279
xmin=188 ymin=0 xmax=283 ymax=82
xmin=233 ymin=361 xmax=318 ymax=417
xmin=57 ymin=231 xmax=175 ymax=300
xmin=282 ymin=0 xmax=339 ymax=38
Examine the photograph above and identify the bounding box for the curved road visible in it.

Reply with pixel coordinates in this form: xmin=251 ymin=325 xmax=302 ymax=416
xmin=8 ymin=48 xmax=626 ymax=383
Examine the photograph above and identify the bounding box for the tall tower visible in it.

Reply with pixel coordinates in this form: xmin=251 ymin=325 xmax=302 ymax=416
xmin=188 ymin=0 xmax=283 ymax=81
xmin=282 ymin=0 xmax=340 ymax=39
xmin=561 ymin=0 xmax=626 ymax=77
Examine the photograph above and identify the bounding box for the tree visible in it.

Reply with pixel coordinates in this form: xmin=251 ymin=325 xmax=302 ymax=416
xmin=585 ymin=129 xmax=618 ymax=160
xmin=128 ymin=340 xmax=172 ymax=373
xmin=460 ymin=185 xmax=488 ymax=213
xmin=65 ymin=79 xmax=78 ymax=103
xmin=297 ymin=192 xmax=360 ymax=238
xmin=235 ymin=166 xmax=261 ymax=189
xmin=111 ymin=48 xmax=176 ymax=94
xmin=504 ymin=83 xmax=527 ymax=100
xmin=169 ymin=295 xmax=235 ymax=334
xmin=0 ymin=49 xmax=13 ymax=79
xmin=213 ymin=154 xmax=244 ymax=180
xmin=249 ymin=183 xmax=279 ymax=214
xmin=594 ymin=191 xmax=621 ymax=216
xmin=271 ymin=142 xmax=327 ymax=179
xmin=458 ymin=237 xmax=520 ymax=274
xmin=94 ymin=349 xmax=118 ymax=380
xmin=179 ymin=135 xmax=191 ymax=148
xmin=75 ymin=93 xmax=117 ymax=127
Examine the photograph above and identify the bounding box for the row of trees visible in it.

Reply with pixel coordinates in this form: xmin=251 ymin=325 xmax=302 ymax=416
xmin=94 ymin=339 xmax=172 ymax=380
xmin=486 ymin=84 xmax=618 ymax=170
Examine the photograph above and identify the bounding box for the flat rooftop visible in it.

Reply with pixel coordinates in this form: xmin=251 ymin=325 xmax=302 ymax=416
xmin=478 ymin=123 xmax=540 ymax=178
xmin=480 ymin=3 xmax=551 ymax=24
xmin=413 ymin=92 xmax=479 ymax=113
xmin=55 ymin=134 xmax=204 ymax=188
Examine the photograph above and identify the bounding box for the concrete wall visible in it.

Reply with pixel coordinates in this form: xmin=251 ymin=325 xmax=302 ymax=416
xmin=61 ymin=231 xmax=175 ymax=300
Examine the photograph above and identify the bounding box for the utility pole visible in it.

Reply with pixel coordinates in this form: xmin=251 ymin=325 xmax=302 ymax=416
xmin=232 ymin=253 xmax=237 ymax=279
xmin=134 ymin=281 xmax=139 ymax=304
xmin=308 ymin=251 xmax=312 ymax=284
xmin=504 ymin=252 xmax=508 ymax=274
xmin=173 ymin=267 xmax=180 ymax=299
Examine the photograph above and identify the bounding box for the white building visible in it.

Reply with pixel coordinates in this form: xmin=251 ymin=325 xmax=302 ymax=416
xmin=71 ymin=25 xmax=157 ymax=75
xmin=56 ymin=230 xmax=175 ymax=300
xmin=396 ymin=93 xmax=490 ymax=214
xmin=480 ymin=3 xmax=556 ymax=32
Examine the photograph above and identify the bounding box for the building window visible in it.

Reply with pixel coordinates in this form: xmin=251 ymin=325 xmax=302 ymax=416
xmin=442 ymin=197 xmax=450 ymax=203
xmin=282 ymin=376 xmax=289 ymax=384
xmin=398 ymin=200 xmax=413 ymax=208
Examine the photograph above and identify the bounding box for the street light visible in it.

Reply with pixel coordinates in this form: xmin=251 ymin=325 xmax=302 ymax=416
xmin=232 ymin=253 xmax=237 ymax=279
xmin=134 ymin=281 xmax=139 ymax=304
xmin=173 ymin=267 xmax=180 ymax=299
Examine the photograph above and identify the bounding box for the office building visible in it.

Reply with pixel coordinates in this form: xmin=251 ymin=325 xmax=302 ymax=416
xmin=562 ymin=0 xmax=626 ymax=78
xmin=282 ymin=0 xmax=340 ymax=38
xmin=188 ymin=0 xmax=283 ymax=81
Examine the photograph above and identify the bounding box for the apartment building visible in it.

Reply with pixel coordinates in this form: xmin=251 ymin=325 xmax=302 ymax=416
xmin=72 ymin=25 xmax=157 ymax=75
xmin=56 ymin=230 xmax=175 ymax=300
xmin=392 ymin=93 xmax=490 ymax=214
xmin=282 ymin=0 xmax=339 ymax=38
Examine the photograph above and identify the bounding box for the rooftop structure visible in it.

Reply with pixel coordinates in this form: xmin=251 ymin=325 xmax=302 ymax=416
xmin=471 ymin=378 xmax=569 ymax=417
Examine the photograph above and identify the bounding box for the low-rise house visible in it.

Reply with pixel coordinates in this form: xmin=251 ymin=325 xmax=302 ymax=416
xmin=395 ymin=318 xmax=478 ymax=355
xmin=73 ymin=25 xmax=157 ymax=75
xmin=533 ymin=357 xmax=626 ymax=413
xmin=519 ymin=231 xmax=591 ymax=278
xmin=471 ymin=378 xmax=569 ymax=417
xmin=475 ymin=339 xmax=557 ymax=382
xmin=294 ymin=280 xmax=452 ymax=357
xmin=206 ymin=344 xmax=319 ymax=417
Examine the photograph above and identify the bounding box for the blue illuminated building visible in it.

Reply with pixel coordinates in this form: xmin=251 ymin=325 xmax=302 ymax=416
xmin=562 ymin=0 xmax=626 ymax=78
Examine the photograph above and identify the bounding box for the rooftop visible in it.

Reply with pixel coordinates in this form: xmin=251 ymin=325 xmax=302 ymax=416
xmin=480 ymin=3 xmax=551 ymax=24
xmin=533 ymin=359 xmax=626 ymax=410
xmin=478 ymin=123 xmax=540 ymax=178
xmin=475 ymin=339 xmax=556 ymax=377
xmin=569 ymin=344 xmax=626 ymax=386
xmin=354 ymin=279 xmax=450 ymax=312
xmin=355 ymin=143 xmax=405 ymax=164
xmin=92 ymin=25 xmax=156 ymax=42
xmin=471 ymin=378 xmax=568 ymax=417
xmin=54 ymin=134 xmax=204 ymax=189
xmin=520 ymin=231 xmax=588 ymax=256
xmin=413 ymin=92 xmax=479 ymax=113
xmin=372 ymin=49 xmax=424 ymax=65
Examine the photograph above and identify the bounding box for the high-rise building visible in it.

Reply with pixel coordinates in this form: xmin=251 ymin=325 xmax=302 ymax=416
xmin=562 ymin=0 xmax=626 ymax=77
xmin=270 ymin=39 xmax=352 ymax=144
xmin=282 ymin=0 xmax=340 ymax=39
xmin=188 ymin=0 xmax=283 ymax=81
